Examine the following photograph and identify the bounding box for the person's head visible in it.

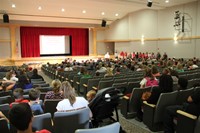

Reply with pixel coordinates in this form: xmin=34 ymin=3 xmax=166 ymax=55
xmin=178 ymin=78 xmax=188 ymax=90
xmin=29 ymin=88 xmax=41 ymax=101
xmin=95 ymin=72 xmax=100 ymax=76
xmin=18 ymin=75 xmax=29 ymax=84
xmin=5 ymin=71 xmax=12 ymax=80
xmin=9 ymin=103 xmax=33 ymax=131
xmin=32 ymin=69 xmax=38 ymax=75
xmin=60 ymin=81 xmax=76 ymax=106
xmin=51 ymin=79 xmax=62 ymax=93
xmin=86 ymin=90 xmax=97 ymax=102
xmin=13 ymin=88 xmax=24 ymax=100
xmin=159 ymin=74 xmax=173 ymax=92
xmin=151 ymin=65 xmax=158 ymax=75
xmin=144 ymin=67 xmax=153 ymax=78
xmin=106 ymin=68 xmax=113 ymax=75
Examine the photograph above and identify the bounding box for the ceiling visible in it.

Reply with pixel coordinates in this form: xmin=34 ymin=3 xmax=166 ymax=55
xmin=0 ymin=0 xmax=198 ymax=27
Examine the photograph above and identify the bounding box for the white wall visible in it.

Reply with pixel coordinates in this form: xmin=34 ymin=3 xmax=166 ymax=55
xmin=102 ymin=1 xmax=200 ymax=58
xmin=0 ymin=27 xmax=11 ymax=58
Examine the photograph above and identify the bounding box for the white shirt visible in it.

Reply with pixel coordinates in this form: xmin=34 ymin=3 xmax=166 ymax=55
xmin=56 ymin=97 xmax=89 ymax=111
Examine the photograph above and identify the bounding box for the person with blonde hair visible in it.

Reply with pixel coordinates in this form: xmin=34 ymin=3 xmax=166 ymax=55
xmin=56 ymin=81 xmax=90 ymax=112
xmin=44 ymin=79 xmax=63 ymax=100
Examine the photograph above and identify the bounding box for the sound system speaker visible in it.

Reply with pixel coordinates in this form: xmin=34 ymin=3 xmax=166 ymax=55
xmin=3 ymin=14 xmax=9 ymax=23
xmin=101 ymin=20 xmax=106 ymax=27
xmin=147 ymin=2 xmax=152 ymax=7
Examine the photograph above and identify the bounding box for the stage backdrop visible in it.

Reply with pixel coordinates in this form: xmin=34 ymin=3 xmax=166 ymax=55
xmin=20 ymin=27 xmax=89 ymax=57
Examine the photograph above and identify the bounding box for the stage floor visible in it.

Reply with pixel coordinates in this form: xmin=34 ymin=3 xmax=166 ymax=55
xmin=0 ymin=55 xmax=110 ymax=66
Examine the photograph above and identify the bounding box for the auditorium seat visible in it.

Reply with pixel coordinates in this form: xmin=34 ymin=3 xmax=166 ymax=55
xmin=53 ymin=108 xmax=90 ymax=133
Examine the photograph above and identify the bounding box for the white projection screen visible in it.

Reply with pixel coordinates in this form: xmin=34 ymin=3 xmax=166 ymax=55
xmin=40 ymin=35 xmax=71 ymax=56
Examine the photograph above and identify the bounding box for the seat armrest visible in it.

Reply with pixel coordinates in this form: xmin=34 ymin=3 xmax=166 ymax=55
xmin=92 ymin=86 xmax=97 ymax=90
xmin=143 ymin=101 xmax=156 ymax=108
xmin=83 ymin=84 xmax=87 ymax=88
xmin=143 ymin=101 xmax=156 ymax=129
xmin=176 ymin=110 xmax=197 ymax=133
xmin=120 ymin=96 xmax=130 ymax=118
xmin=76 ymin=82 xmax=80 ymax=85
xmin=177 ymin=110 xmax=197 ymax=120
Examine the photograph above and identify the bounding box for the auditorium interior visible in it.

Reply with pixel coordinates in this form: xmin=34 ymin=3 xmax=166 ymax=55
xmin=1 ymin=0 xmax=200 ymax=133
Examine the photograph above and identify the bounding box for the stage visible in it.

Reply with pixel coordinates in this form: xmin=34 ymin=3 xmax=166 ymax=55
xmin=0 ymin=55 xmax=108 ymax=66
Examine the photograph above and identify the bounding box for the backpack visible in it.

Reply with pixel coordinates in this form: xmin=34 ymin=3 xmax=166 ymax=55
xmin=145 ymin=77 xmax=158 ymax=87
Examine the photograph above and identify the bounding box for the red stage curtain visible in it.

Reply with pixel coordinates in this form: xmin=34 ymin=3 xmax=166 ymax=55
xmin=20 ymin=27 xmax=89 ymax=57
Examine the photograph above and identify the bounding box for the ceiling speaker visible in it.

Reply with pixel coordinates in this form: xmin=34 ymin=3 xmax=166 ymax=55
xmin=101 ymin=20 xmax=107 ymax=27
xmin=3 ymin=14 xmax=9 ymax=23
xmin=147 ymin=1 xmax=153 ymax=7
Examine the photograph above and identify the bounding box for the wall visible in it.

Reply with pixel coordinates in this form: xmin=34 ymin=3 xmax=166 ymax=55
xmin=103 ymin=1 xmax=200 ymax=58
xmin=0 ymin=27 xmax=11 ymax=58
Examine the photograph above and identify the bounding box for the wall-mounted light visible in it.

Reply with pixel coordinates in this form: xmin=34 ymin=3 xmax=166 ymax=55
xmin=141 ymin=35 xmax=144 ymax=45
xmin=174 ymin=33 xmax=178 ymax=44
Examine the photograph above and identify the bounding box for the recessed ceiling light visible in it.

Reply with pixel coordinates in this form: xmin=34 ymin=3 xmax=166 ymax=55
xmin=82 ymin=10 xmax=86 ymax=13
xmin=61 ymin=8 xmax=65 ymax=12
xmin=165 ymin=0 xmax=169 ymax=3
xmin=38 ymin=6 xmax=42 ymax=10
xmin=101 ymin=12 xmax=105 ymax=15
xmin=115 ymin=13 xmax=119 ymax=17
xmin=12 ymin=4 xmax=16 ymax=8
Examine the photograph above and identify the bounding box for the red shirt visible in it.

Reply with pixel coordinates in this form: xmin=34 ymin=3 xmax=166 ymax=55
xmin=10 ymin=99 xmax=29 ymax=108
xmin=36 ymin=129 xmax=51 ymax=133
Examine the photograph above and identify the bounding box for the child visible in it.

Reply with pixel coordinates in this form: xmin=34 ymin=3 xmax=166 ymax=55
xmin=86 ymin=90 xmax=97 ymax=103
xmin=28 ymin=88 xmax=43 ymax=115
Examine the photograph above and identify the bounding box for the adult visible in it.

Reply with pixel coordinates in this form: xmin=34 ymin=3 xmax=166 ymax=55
xmin=30 ymin=69 xmax=44 ymax=81
xmin=16 ymin=75 xmax=33 ymax=90
xmin=56 ymin=81 xmax=92 ymax=117
xmin=45 ymin=79 xmax=63 ymax=100
xmin=163 ymin=87 xmax=200 ymax=133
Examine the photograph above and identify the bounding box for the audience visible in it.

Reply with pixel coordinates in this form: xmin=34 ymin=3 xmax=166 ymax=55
xmin=15 ymin=75 xmax=33 ymax=90
xmin=45 ymin=79 xmax=63 ymax=100
xmin=10 ymin=88 xmax=29 ymax=108
xmin=9 ymin=103 xmax=51 ymax=133
xmin=140 ymin=67 xmax=158 ymax=88
xmin=30 ymin=69 xmax=44 ymax=81
xmin=163 ymin=87 xmax=200 ymax=133
xmin=56 ymin=81 xmax=92 ymax=117
xmin=28 ymin=88 xmax=43 ymax=115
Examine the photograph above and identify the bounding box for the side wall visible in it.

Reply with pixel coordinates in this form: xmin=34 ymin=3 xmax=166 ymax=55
xmin=100 ymin=1 xmax=200 ymax=58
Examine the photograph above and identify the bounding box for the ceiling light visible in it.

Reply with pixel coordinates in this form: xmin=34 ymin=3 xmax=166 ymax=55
xmin=38 ymin=6 xmax=42 ymax=10
xmin=115 ymin=13 xmax=119 ymax=17
xmin=82 ymin=10 xmax=86 ymax=13
xmin=61 ymin=8 xmax=65 ymax=12
xmin=101 ymin=12 xmax=105 ymax=15
xmin=12 ymin=4 xmax=16 ymax=8
xmin=165 ymin=0 xmax=169 ymax=3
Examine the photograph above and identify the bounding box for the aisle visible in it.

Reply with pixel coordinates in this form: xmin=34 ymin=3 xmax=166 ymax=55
xmin=38 ymin=70 xmax=52 ymax=85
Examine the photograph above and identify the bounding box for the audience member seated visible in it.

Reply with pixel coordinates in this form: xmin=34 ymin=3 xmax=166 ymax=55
xmin=151 ymin=65 xmax=160 ymax=77
xmin=86 ymin=90 xmax=97 ymax=103
xmin=30 ymin=69 xmax=44 ymax=81
xmin=56 ymin=81 xmax=92 ymax=117
xmin=3 ymin=71 xmax=18 ymax=82
xmin=147 ymin=74 xmax=173 ymax=104
xmin=140 ymin=67 xmax=158 ymax=88
xmin=45 ymin=79 xmax=63 ymax=100
xmin=163 ymin=87 xmax=200 ymax=133
xmin=9 ymin=103 xmax=51 ymax=133
xmin=64 ymin=63 xmax=73 ymax=71
xmin=177 ymin=78 xmax=188 ymax=91
xmin=15 ymin=75 xmax=33 ymax=90
xmin=28 ymin=88 xmax=43 ymax=115
xmin=104 ymin=67 xmax=114 ymax=77
xmin=10 ymin=88 xmax=29 ymax=108
xmin=0 ymin=80 xmax=16 ymax=91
